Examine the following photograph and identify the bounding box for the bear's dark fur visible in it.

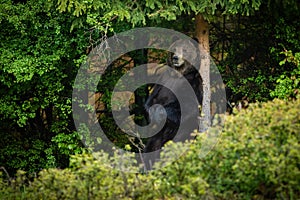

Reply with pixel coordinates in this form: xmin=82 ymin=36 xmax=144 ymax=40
xmin=143 ymin=38 xmax=203 ymax=169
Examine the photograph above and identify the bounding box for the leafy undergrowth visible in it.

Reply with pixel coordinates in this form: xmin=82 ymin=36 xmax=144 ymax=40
xmin=1 ymin=98 xmax=299 ymax=199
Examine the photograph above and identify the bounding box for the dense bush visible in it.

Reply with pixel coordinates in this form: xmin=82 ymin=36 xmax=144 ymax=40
xmin=1 ymin=98 xmax=299 ymax=199
xmin=199 ymin=98 xmax=300 ymax=199
xmin=216 ymin=14 xmax=300 ymax=102
xmin=0 ymin=1 xmax=88 ymax=173
xmin=270 ymin=50 xmax=300 ymax=100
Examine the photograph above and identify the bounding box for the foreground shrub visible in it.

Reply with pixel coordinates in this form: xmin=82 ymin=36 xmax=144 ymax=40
xmin=0 ymin=98 xmax=299 ymax=199
xmin=198 ymin=98 xmax=300 ymax=199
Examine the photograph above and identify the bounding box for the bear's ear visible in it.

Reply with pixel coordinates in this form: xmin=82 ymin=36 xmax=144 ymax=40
xmin=171 ymin=35 xmax=180 ymax=43
xmin=167 ymin=52 xmax=173 ymax=66
xmin=192 ymin=37 xmax=199 ymax=43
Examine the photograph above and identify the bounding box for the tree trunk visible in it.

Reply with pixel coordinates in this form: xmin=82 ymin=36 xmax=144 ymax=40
xmin=195 ymin=14 xmax=211 ymax=131
xmin=134 ymin=49 xmax=149 ymax=126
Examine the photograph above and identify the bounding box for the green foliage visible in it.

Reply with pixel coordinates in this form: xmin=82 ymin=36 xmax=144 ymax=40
xmin=0 ymin=0 xmax=88 ymax=174
xmin=1 ymin=99 xmax=299 ymax=199
xmin=52 ymin=132 xmax=84 ymax=155
xmin=271 ymin=50 xmax=300 ymax=99
xmin=217 ymin=10 xmax=300 ymax=102
xmin=0 ymin=129 xmax=84 ymax=174
xmin=0 ymin=137 xmax=55 ymax=174
xmin=200 ymin=98 xmax=300 ymax=199
xmin=53 ymin=0 xmax=263 ymax=31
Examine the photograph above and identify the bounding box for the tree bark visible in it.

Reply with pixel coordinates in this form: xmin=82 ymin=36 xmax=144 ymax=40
xmin=195 ymin=14 xmax=211 ymax=131
xmin=134 ymin=49 xmax=149 ymax=126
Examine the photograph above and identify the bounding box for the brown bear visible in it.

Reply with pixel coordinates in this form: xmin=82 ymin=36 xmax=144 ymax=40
xmin=143 ymin=37 xmax=203 ymax=169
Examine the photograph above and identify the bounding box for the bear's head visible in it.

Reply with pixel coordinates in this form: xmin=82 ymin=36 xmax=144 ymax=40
xmin=167 ymin=37 xmax=200 ymax=75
